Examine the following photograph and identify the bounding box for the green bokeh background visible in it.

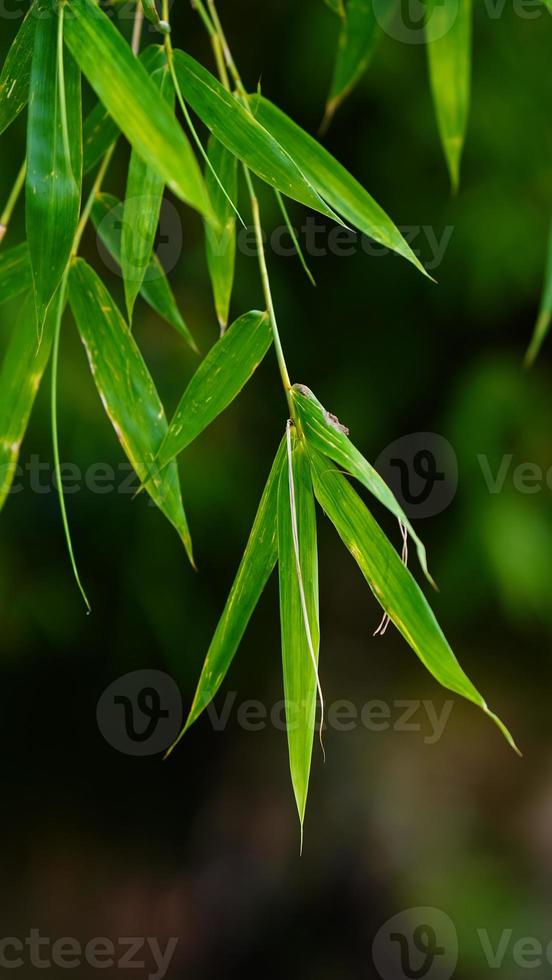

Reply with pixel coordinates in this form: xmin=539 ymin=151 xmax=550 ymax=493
xmin=1 ymin=1 xmax=551 ymax=976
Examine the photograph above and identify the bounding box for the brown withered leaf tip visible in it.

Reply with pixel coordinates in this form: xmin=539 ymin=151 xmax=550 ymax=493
xmin=324 ymin=410 xmax=349 ymax=436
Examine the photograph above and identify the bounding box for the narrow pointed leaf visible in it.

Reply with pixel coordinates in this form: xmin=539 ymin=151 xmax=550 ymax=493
xmin=0 ymin=5 xmax=36 ymax=136
xmin=63 ymin=0 xmax=213 ymax=220
xmin=205 ymin=136 xmax=238 ymax=332
xmin=326 ymin=0 xmax=386 ymax=119
xmin=180 ymin=438 xmax=286 ymax=736
xmin=525 ymin=219 xmax=552 ymax=367
xmin=0 ymin=243 xmax=32 ymax=305
xmin=91 ymin=192 xmax=197 ymax=351
xmin=83 ymin=44 xmax=166 ymax=175
xmin=426 ymin=0 xmax=472 ymax=191
xmin=156 ymin=310 xmax=272 ymax=470
xmin=309 ymin=450 xmax=518 ymax=753
xmin=171 ymin=50 xmax=341 ymax=223
xmin=68 ymin=258 xmax=193 ymax=561
xmin=122 ymin=64 xmax=173 ymax=321
xmin=249 ymin=94 xmax=428 ymax=277
xmin=291 ymin=384 xmax=432 ymax=582
xmin=0 ymin=293 xmax=55 ymax=511
xmin=26 ymin=7 xmax=82 ymax=332
xmin=278 ymin=431 xmax=320 ymax=830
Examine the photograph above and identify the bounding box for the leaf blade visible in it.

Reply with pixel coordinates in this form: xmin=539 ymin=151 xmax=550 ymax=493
xmin=178 ymin=438 xmax=286 ymax=737
xmin=309 ymin=450 xmax=518 ymax=753
xmin=249 ymin=93 xmax=429 ymax=277
xmin=426 ymin=0 xmax=472 ymax=191
xmin=205 ymin=136 xmax=238 ymax=332
xmin=525 ymin=218 xmax=552 ymax=367
xmin=291 ymin=384 xmax=432 ymax=582
xmin=63 ymin=0 xmax=212 ymax=219
xmin=278 ymin=430 xmax=320 ymax=832
xmin=0 ymin=5 xmax=36 ymax=137
xmin=0 ymin=293 xmax=55 ymax=512
xmin=0 ymin=243 xmax=32 ymax=305
xmin=68 ymin=258 xmax=193 ymax=561
xmin=156 ymin=309 xmax=272 ymax=469
xmin=121 ymin=63 xmax=173 ymax=321
xmin=26 ymin=6 xmax=82 ymax=331
xmin=326 ymin=0 xmax=385 ymax=119
xmin=91 ymin=192 xmax=197 ymax=351
xmin=171 ymin=50 xmax=341 ymax=223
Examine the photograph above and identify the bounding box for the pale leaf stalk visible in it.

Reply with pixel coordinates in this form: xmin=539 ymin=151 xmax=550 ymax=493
xmin=195 ymin=0 xmax=296 ymax=416
xmin=275 ymin=190 xmax=316 ymax=287
xmin=51 ymin=274 xmax=91 ymax=612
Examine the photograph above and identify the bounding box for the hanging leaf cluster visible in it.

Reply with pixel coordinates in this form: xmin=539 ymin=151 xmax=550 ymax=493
xmin=0 ymin=0 xmax=518 ymax=832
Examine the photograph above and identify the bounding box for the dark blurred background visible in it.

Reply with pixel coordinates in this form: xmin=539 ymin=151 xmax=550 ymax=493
xmin=1 ymin=1 xmax=552 ymax=977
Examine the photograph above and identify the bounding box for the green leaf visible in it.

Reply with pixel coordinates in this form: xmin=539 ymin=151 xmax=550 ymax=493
xmin=91 ymin=192 xmax=197 ymax=351
xmin=63 ymin=0 xmax=213 ymax=220
xmin=525 ymin=218 xmax=552 ymax=368
xmin=0 ymin=5 xmax=36 ymax=136
xmin=326 ymin=0 xmax=386 ymax=120
xmin=156 ymin=309 xmax=272 ymax=470
xmin=249 ymin=94 xmax=429 ymax=277
xmin=0 ymin=293 xmax=55 ymax=512
xmin=171 ymin=50 xmax=341 ymax=223
xmin=426 ymin=0 xmax=472 ymax=192
xmin=26 ymin=6 xmax=82 ymax=332
xmin=122 ymin=64 xmax=173 ymax=322
xmin=291 ymin=384 xmax=432 ymax=583
xmin=0 ymin=243 xmax=32 ymax=306
xmin=170 ymin=438 xmax=286 ymax=746
xmin=83 ymin=45 xmax=166 ymax=175
xmin=68 ymin=258 xmax=194 ymax=562
xmin=278 ymin=428 xmax=320 ymax=834
xmin=309 ymin=449 xmax=519 ymax=754
xmin=205 ymin=136 xmax=238 ymax=332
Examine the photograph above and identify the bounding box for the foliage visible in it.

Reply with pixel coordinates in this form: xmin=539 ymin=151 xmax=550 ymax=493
xmin=0 ymin=0 xmax=525 ymax=834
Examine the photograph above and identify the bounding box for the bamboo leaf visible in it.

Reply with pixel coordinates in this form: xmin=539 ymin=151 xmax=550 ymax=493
xmin=525 ymin=218 xmax=552 ymax=368
xmin=91 ymin=192 xmax=197 ymax=351
xmin=0 ymin=293 xmax=55 ymax=512
xmin=291 ymin=384 xmax=432 ymax=582
xmin=63 ymin=0 xmax=213 ymax=220
xmin=205 ymin=136 xmax=238 ymax=332
xmin=309 ymin=450 xmax=519 ymax=753
xmin=83 ymin=45 xmax=166 ymax=175
xmin=249 ymin=93 xmax=429 ymax=277
xmin=326 ymin=0 xmax=386 ymax=121
xmin=68 ymin=258 xmax=193 ymax=562
xmin=0 ymin=5 xmax=36 ymax=136
xmin=426 ymin=0 xmax=472 ymax=192
xmin=156 ymin=310 xmax=272 ymax=470
xmin=170 ymin=438 xmax=286 ymax=746
xmin=0 ymin=243 xmax=32 ymax=305
xmin=122 ymin=64 xmax=173 ymax=322
xmin=171 ymin=50 xmax=341 ymax=223
xmin=26 ymin=5 xmax=82 ymax=332
xmin=278 ymin=428 xmax=320 ymax=834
